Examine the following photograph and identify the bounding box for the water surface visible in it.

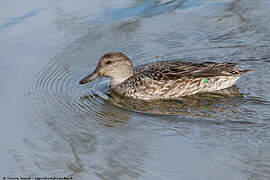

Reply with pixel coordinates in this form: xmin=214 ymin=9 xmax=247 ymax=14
xmin=1 ymin=0 xmax=270 ymax=179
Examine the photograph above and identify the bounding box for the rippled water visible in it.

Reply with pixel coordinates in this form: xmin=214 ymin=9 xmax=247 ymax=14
xmin=1 ymin=0 xmax=270 ymax=179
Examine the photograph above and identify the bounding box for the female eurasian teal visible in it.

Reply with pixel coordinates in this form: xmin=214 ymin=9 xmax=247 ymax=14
xmin=79 ymin=52 xmax=252 ymax=100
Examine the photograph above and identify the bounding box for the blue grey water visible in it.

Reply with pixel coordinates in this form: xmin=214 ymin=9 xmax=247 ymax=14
xmin=0 ymin=0 xmax=270 ymax=179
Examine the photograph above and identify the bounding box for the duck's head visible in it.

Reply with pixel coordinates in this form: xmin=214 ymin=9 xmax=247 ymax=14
xmin=79 ymin=52 xmax=134 ymax=86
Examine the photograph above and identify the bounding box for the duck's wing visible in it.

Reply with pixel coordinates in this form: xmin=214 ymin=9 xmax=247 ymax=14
xmin=134 ymin=61 xmax=251 ymax=81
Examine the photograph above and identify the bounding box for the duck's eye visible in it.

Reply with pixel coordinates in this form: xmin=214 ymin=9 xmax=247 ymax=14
xmin=105 ymin=60 xmax=113 ymax=65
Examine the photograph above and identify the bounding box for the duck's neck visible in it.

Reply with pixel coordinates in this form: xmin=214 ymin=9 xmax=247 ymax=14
xmin=110 ymin=67 xmax=134 ymax=87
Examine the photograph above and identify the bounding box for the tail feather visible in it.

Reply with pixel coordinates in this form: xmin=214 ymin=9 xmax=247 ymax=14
xmin=239 ymin=69 xmax=254 ymax=74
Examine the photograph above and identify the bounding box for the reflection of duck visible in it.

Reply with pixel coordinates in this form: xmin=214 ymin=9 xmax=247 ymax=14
xmin=80 ymin=52 xmax=253 ymax=100
xmin=108 ymin=85 xmax=244 ymax=116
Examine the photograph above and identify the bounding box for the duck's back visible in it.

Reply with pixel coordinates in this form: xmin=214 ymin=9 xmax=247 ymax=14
xmin=112 ymin=61 xmax=251 ymax=100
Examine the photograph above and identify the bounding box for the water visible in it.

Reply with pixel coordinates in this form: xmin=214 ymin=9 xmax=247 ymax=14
xmin=1 ymin=0 xmax=270 ymax=179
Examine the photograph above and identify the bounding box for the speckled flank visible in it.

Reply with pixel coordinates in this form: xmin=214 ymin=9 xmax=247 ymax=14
xmin=80 ymin=52 xmax=253 ymax=100
xmin=113 ymin=75 xmax=240 ymax=100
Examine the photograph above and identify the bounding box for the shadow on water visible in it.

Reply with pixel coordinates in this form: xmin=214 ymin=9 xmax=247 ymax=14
xmin=106 ymin=86 xmax=244 ymax=116
xmin=82 ymin=0 xmax=204 ymax=25
xmin=0 ymin=8 xmax=47 ymax=30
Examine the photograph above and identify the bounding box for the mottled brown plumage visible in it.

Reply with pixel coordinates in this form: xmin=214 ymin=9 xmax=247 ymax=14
xmin=80 ymin=52 xmax=253 ymax=100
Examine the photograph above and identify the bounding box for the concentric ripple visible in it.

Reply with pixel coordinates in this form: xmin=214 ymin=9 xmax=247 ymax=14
xmin=33 ymin=61 xmax=108 ymax=120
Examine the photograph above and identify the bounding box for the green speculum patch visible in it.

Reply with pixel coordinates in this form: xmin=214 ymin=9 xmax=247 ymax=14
xmin=203 ymin=78 xmax=209 ymax=84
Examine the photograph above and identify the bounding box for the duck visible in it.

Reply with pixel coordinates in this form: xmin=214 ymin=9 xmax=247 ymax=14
xmin=79 ymin=52 xmax=253 ymax=100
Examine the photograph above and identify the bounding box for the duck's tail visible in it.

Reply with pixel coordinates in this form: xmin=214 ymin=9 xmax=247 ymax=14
xmin=239 ymin=69 xmax=255 ymax=74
